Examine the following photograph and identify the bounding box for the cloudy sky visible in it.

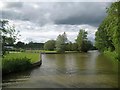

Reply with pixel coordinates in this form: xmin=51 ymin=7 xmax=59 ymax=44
xmin=0 ymin=1 xmax=114 ymax=43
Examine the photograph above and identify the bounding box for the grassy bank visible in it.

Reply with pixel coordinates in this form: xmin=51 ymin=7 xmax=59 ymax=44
xmin=2 ymin=52 xmax=40 ymax=74
xmin=26 ymin=50 xmax=56 ymax=53
xmin=4 ymin=52 xmax=40 ymax=63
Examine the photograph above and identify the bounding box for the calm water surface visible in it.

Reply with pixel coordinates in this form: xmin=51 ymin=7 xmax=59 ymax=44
xmin=2 ymin=50 xmax=118 ymax=88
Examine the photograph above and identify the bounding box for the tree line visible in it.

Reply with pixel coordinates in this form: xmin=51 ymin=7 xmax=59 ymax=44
xmin=14 ymin=30 xmax=95 ymax=53
xmin=0 ymin=19 xmax=95 ymax=54
xmin=44 ymin=30 xmax=95 ymax=53
xmin=15 ymin=41 xmax=44 ymax=50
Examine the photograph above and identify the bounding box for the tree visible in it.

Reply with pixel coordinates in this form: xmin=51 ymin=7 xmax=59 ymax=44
xmin=71 ymin=43 xmax=78 ymax=51
xmin=85 ymin=40 xmax=94 ymax=50
xmin=25 ymin=41 xmax=44 ymax=50
xmin=76 ymin=29 xmax=88 ymax=52
xmin=16 ymin=41 xmax=25 ymax=48
xmin=44 ymin=40 xmax=55 ymax=51
xmin=65 ymin=42 xmax=72 ymax=51
xmin=95 ymin=2 xmax=120 ymax=60
xmin=55 ymin=32 xmax=68 ymax=53
xmin=0 ymin=20 xmax=19 ymax=55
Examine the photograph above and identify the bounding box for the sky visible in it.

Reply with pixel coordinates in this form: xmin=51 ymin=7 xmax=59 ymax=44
xmin=0 ymin=1 xmax=114 ymax=43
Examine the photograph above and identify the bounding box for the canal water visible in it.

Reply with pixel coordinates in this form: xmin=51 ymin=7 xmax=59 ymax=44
xmin=2 ymin=50 xmax=118 ymax=88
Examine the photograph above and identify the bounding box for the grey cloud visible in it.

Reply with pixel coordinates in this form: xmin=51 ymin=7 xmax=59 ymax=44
xmin=55 ymin=14 xmax=105 ymax=27
xmin=54 ymin=2 xmax=111 ymax=26
xmin=2 ymin=10 xmax=23 ymax=20
xmin=5 ymin=2 xmax=23 ymax=9
xmin=1 ymin=2 xmax=111 ymax=27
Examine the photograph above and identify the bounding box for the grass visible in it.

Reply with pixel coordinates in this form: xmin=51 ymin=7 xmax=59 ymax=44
xmin=2 ymin=52 xmax=40 ymax=74
xmin=25 ymin=50 xmax=79 ymax=53
xmin=4 ymin=52 xmax=40 ymax=63
xmin=2 ymin=57 xmax=32 ymax=74
xmin=26 ymin=50 xmax=56 ymax=53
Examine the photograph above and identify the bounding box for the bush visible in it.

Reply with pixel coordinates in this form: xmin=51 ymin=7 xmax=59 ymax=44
xmin=2 ymin=57 xmax=32 ymax=74
xmin=104 ymin=51 xmax=118 ymax=61
xmin=56 ymin=48 xmax=65 ymax=53
xmin=20 ymin=49 xmax=25 ymax=52
xmin=44 ymin=40 xmax=55 ymax=51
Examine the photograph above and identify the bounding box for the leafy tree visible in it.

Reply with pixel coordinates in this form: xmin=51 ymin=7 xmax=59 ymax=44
xmin=16 ymin=41 xmax=25 ymax=48
xmin=44 ymin=40 xmax=55 ymax=51
xmin=71 ymin=43 xmax=78 ymax=51
xmin=25 ymin=41 xmax=44 ymax=50
xmin=76 ymin=29 xmax=88 ymax=52
xmin=95 ymin=2 xmax=120 ymax=60
xmin=65 ymin=42 xmax=72 ymax=51
xmin=65 ymin=42 xmax=78 ymax=51
xmin=55 ymin=32 xmax=68 ymax=53
xmin=85 ymin=40 xmax=94 ymax=50
xmin=0 ymin=20 xmax=19 ymax=55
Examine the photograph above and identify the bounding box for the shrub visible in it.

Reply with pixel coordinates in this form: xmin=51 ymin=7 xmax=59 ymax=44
xmin=104 ymin=51 xmax=118 ymax=61
xmin=44 ymin=40 xmax=55 ymax=51
xmin=2 ymin=57 xmax=32 ymax=74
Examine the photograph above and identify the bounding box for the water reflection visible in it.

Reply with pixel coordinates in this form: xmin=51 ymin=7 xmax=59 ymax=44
xmin=2 ymin=50 xmax=118 ymax=88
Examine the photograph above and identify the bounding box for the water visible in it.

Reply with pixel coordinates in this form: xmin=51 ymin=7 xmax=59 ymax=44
xmin=2 ymin=50 xmax=118 ymax=88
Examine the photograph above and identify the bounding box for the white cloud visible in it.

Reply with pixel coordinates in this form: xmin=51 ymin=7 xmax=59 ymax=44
xmin=9 ymin=20 xmax=97 ymax=43
xmin=1 ymin=2 xmax=110 ymax=43
xmin=1 ymin=0 xmax=116 ymax=2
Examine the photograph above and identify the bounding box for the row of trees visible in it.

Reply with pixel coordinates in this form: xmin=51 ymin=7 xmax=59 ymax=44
xmin=44 ymin=30 xmax=95 ymax=53
xmin=15 ymin=41 xmax=44 ymax=50
xmin=95 ymin=2 xmax=120 ymax=60
xmin=0 ymin=20 xmax=94 ymax=54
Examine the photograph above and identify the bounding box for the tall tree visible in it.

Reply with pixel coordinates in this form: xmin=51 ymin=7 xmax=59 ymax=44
xmin=55 ymin=32 xmax=68 ymax=53
xmin=76 ymin=29 xmax=88 ymax=52
xmin=95 ymin=2 xmax=120 ymax=60
xmin=0 ymin=20 xmax=19 ymax=55
xmin=16 ymin=41 xmax=25 ymax=48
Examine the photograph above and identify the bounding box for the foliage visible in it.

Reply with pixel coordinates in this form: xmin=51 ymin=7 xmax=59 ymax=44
xmin=15 ymin=41 xmax=44 ymax=50
xmin=65 ymin=42 xmax=72 ymax=51
xmin=0 ymin=20 xmax=19 ymax=55
xmin=71 ymin=43 xmax=78 ymax=51
xmin=25 ymin=42 xmax=44 ymax=50
xmin=15 ymin=41 xmax=25 ymax=48
xmin=4 ymin=52 xmax=40 ymax=63
xmin=55 ymin=32 xmax=68 ymax=53
xmin=95 ymin=2 xmax=120 ymax=60
xmin=2 ymin=57 xmax=32 ymax=74
xmin=104 ymin=51 xmax=118 ymax=61
xmin=76 ymin=29 xmax=91 ymax=52
xmin=65 ymin=42 xmax=78 ymax=51
xmin=44 ymin=40 xmax=55 ymax=51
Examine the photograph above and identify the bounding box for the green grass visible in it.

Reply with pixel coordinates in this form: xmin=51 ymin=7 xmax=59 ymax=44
xmin=25 ymin=50 xmax=79 ymax=53
xmin=26 ymin=50 xmax=56 ymax=53
xmin=2 ymin=52 xmax=41 ymax=74
xmin=2 ymin=57 xmax=32 ymax=74
xmin=4 ymin=52 xmax=40 ymax=63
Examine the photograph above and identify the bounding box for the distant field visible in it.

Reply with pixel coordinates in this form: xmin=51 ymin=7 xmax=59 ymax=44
xmin=4 ymin=52 xmax=40 ymax=63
